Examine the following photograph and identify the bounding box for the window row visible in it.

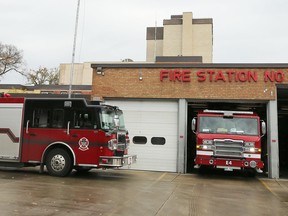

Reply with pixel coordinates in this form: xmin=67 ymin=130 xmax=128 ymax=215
xmin=31 ymin=108 xmax=97 ymax=129
xmin=132 ymin=136 xmax=166 ymax=145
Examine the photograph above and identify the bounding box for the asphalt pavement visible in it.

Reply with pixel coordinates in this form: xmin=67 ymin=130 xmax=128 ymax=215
xmin=0 ymin=168 xmax=287 ymax=216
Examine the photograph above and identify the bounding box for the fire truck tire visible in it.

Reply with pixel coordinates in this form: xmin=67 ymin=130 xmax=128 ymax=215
xmin=46 ymin=148 xmax=73 ymax=177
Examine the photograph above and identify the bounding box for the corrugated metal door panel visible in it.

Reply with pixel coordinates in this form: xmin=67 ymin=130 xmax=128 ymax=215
xmin=105 ymin=100 xmax=178 ymax=172
xmin=0 ymin=103 xmax=23 ymax=160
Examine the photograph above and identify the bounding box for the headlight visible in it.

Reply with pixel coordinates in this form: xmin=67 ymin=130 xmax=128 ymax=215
xmin=108 ymin=139 xmax=117 ymax=150
xmin=201 ymin=144 xmax=214 ymax=150
xmin=244 ymin=147 xmax=261 ymax=153
xmin=203 ymin=145 xmax=208 ymax=150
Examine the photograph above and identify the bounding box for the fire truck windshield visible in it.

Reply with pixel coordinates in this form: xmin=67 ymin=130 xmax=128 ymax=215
xmin=199 ymin=116 xmax=259 ymax=136
xmin=100 ymin=109 xmax=125 ymax=131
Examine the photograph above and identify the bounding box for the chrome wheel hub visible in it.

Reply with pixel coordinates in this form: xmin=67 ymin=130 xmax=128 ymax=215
xmin=51 ymin=154 xmax=66 ymax=171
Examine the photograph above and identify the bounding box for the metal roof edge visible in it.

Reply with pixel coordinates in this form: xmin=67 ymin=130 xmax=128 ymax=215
xmin=91 ymin=63 xmax=288 ymax=69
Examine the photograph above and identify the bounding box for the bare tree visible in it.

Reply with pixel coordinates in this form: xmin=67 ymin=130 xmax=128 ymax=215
xmin=0 ymin=42 xmax=24 ymax=77
xmin=26 ymin=67 xmax=59 ymax=85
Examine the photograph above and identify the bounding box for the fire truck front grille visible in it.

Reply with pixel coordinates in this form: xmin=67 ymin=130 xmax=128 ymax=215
xmin=117 ymin=133 xmax=126 ymax=144
xmin=214 ymin=139 xmax=243 ymax=158
xmin=116 ymin=133 xmax=127 ymax=151
xmin=117 ymin=144 xmax=126 ymax=151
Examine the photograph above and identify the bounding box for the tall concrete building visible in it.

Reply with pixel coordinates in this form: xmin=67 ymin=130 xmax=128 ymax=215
xmin=146 ymin=12 xmax=213 ymax=63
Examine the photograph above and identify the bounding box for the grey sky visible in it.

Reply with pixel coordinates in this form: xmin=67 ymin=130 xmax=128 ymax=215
xmin=1 ymin=0 xmax=288 ymax=84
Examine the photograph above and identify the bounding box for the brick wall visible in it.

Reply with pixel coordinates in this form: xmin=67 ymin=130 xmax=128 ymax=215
xmin=92 ymin=66 xmax=288 ymax=100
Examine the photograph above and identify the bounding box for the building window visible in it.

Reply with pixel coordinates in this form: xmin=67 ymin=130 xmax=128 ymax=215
xmin=132 ymin=136 xmax=147 ymax=144
xmin=151 ymin=137 xmax=166 ymax=145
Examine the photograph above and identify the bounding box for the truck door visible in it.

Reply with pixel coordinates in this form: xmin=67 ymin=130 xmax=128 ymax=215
xmin=67 ymin=109 xmax=102 ymax=165
xmin=0 ymin=102 xmax=23 ymax=161
xmin=21 ymin=108 xmax=69 ymax=162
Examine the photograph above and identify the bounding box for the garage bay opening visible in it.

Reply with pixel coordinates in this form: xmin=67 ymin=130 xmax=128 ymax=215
xmin=187 ymin=101 xmax=267 ymax=175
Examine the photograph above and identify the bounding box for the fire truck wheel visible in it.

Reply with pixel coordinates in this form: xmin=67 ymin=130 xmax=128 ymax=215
xmin=46 ymin=148 xmax=73 ymax=177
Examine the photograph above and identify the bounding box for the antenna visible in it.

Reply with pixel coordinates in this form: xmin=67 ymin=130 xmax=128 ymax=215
xmin=154 ymin=19 xmax=157 ymax=62
xmin=68 ymin=0 xmax=80 ymax=98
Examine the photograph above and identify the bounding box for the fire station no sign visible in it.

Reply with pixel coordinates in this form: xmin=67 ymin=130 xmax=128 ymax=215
xmin=159 ymin=69 xmax=285 ymax=83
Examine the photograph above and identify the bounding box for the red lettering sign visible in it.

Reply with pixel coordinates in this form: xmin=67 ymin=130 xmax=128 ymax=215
xmin=196 ymin=69 xmax=283 ymax=83
xmin=182 ymin=70 xmax=191 ymax=82
xmin=264 ymin=70 xmax=284 ymax=83
xmin=160 ymin=69 xmax=169 ymax=81
xmin=160 ymin=69 xmax=191 ymax=82
xmin=215 ymin=70 xmax=225 ymax=82
xmin=197 ymin=70 xmax=206 ymax=82
xmin=160 ymin=69 xmax=285 ymax=83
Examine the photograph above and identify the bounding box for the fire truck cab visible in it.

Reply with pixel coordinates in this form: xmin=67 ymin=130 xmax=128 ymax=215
xmin=192 ymin=109 xmax=266 ymax=173
xmin=0 ymin=95 xmax=136 ymax=177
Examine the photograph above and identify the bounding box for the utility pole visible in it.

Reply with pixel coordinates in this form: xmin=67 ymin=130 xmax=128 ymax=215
xmin=68 ymin=0 xmax=80 ymax=98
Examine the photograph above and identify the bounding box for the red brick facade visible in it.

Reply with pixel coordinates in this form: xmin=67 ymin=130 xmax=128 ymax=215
xmin=91 ymin=64 xmax=288 ymax=101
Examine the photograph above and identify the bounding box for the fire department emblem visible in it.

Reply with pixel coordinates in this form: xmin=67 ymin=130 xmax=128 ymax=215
xmin=78 ymin=137 xmax=89 ymax=151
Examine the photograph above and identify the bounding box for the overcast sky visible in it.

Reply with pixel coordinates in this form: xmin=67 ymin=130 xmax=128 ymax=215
xmin=1 ymin=0 xmax=288 ymax=84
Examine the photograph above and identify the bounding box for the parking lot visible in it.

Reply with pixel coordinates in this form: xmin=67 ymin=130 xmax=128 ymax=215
xmin=0 ymin=168 xmax=287 ymax=216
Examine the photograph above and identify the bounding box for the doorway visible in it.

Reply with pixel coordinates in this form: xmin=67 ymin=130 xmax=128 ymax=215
xmin=186 ymin=100 xmax=267 ymax=174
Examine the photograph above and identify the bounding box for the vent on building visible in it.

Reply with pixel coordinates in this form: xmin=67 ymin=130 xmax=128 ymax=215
xmin=155 ymin=56 xmax=202 ymax=63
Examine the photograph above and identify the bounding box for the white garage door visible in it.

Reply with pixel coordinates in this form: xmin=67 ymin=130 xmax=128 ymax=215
xmin=106 ymin=100 xmax=178 ymax=172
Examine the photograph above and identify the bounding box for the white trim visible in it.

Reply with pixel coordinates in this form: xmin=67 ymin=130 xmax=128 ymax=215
xmin=243 ymin=153 xmax=261 ymax=159
xmin=0 ymin=104 xmax=23 ymax=108
xmin=28 ymin=160 xmax=41 ymax=163
xmin=77 ymin=164 xmax=98 ymax=167
xmin=196 ymin=150 xmax=213 ymax=156
xmin=41 ymin=142 xmax=76 ymax=165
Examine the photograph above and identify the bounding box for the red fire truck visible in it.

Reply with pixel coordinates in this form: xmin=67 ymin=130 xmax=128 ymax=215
xmin=0 ymin=94 xmax=136 ymax=177
xmin=192 ymin=110 xmax=266 ymax=173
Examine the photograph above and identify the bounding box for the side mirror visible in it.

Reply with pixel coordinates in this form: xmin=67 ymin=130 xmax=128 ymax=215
xmin=192 ymin=118 xmax=196 ymax=132
xmin=261 ymin=121 xmax=266 ymax=136
xmin=114 ymin=115 xmax=120 ymax=128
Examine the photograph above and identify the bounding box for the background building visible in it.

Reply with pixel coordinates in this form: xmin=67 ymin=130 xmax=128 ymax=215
xmin=146 ymin=12 xmax=213 ymax=63
xmin=59 ymin=62 xmax=92 ymax=85
xmin=59 ymin=12 xmax=213 ymax=85
xmin=0 ymin=84 xmax=91 ymax=98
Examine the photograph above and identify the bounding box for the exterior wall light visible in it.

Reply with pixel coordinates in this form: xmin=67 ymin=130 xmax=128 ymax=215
xmin=139 ymin=68 xmax=143 ymax=81
xmin=96 ymin=67 xmax=104 ymax=75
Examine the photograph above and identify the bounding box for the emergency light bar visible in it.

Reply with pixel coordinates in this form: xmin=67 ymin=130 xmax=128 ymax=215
xmin=203 ymin=109 xmax=253 ymax=116
xmin=0 ymin=92 xmax=11 ymax=98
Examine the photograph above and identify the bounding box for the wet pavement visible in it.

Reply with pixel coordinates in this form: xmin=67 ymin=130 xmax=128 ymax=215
xmin=0 ymin=168 xmax=287 ymax=216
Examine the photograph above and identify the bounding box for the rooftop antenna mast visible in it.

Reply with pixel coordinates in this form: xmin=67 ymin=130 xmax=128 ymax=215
xmin=154 ymin=15 xmax=157 ymax=62
xmin=68 ymin=0 xmax=80 ymax=98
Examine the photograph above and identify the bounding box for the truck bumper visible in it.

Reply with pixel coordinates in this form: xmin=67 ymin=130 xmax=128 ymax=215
xmin=99 ymin=155 xmax=137 ymax=168
xmin=195 ymin=156 xmax=264 ymax=170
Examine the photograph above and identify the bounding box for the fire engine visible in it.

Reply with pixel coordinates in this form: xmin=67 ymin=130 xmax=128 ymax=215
xmin=192 ymin=109 xmax=266 ymax=173
xmin=0 ymin=93 xmax=136 ymax=177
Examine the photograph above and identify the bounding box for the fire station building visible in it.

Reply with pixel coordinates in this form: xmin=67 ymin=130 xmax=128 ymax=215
xmin=91 ymin=60 xmax=288 ymax=179
xmin=57 ymin=12 xmax=287 ymax=179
